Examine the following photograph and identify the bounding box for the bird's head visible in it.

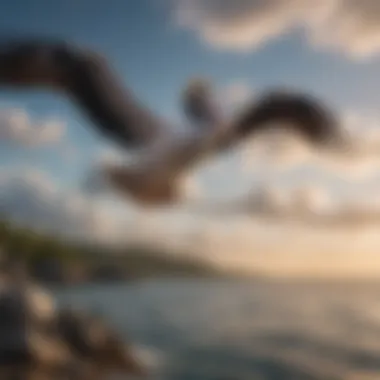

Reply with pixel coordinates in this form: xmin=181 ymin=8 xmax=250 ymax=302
xmin=182 ymin=77 xmax=222 ymax=127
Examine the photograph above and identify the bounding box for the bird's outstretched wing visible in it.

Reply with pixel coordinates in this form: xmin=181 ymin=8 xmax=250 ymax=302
xmin=0 ymin=39 xmax=170 ymax=147
xmin=163 ymin=89 xmax=343 ymax=170
xmin=229 ymin=90 xmax=342 ymax=148
xmin=161 ymin=89 xmax=343 ymax=174
xmin=179 ymin=83 xmax=342 ymax=149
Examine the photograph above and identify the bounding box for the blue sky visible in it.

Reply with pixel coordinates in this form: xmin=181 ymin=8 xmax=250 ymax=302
xmin=3 ymin=0 xmax=380 ymax=276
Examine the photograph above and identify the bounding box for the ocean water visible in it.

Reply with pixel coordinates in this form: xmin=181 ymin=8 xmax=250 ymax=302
xmin=54 ymin=279 xmax=380 ymax=380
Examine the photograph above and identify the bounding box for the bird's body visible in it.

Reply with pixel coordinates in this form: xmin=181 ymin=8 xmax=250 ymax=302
xmin=0 ymin=38 xmax=343 ymax=206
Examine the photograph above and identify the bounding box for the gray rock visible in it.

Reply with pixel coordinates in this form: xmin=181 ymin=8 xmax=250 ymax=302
xmin=0 ymin=278 xmax=146 ymax=379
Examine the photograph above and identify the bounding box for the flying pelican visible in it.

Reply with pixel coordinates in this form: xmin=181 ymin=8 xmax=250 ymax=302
xmin=0 ymin=38 xmax=343 ymax=206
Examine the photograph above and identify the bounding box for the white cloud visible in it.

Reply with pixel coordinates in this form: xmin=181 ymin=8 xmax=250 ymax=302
xmin=0 ymin=167 xmax=140 ymax=246
xmin=4 ymin=166 xmax=380 ymax=277
xmin=198 ymin=182 xmax=331 ymax=219
xmin=0 ymin=108 xmax=65 ymax=148
xmin=289 ymin=184 xmax=332 ymax=214
xmin=198 ymin=179 xmax=380 ymax=231
xmin=172 ymin=0 xmax=380 ymax=58
xmin=81 ymin=146 xmax=133 ymax=196
xmin=173 ymin=0 xmax=316 ymax=51
xmin=309 ymin=113 xmax=380 ymax=179
xmin=311 ymin=0 xmax=380 ymax=58
xmin=219 ymin=81 xmax=253 ymax=112
xmin=237 ymin=111 xmax=380 ymax=181
xmin=0 ymin=165 xmax=204 ymax=250
xmin=180 ymin=174 xmax=204 ymax=200
xmin=96 ymin=146 xmax=131 ymax=167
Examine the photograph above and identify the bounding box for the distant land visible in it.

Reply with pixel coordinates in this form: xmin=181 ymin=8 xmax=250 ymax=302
xmin=0 ymin=219 xmax=228 ymax=285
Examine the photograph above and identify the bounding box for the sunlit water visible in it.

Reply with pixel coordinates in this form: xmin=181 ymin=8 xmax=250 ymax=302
xmin=54 ymin=279 xmax=380 ymax=380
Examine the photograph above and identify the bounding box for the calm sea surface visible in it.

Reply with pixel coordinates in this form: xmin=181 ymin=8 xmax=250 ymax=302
xmin=54 ymin=279 xmax=380 ymax=380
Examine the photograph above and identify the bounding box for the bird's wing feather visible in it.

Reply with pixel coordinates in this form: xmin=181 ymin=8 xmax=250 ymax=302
xmin=229 ymin=90 xmax=341 ymax=148
xmin=0 ymin=39 xmax=171 ymax=148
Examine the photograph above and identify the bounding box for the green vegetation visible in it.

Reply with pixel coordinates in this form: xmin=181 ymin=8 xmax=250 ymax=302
xmin=0 ymin=219 xmax=222 ymax=283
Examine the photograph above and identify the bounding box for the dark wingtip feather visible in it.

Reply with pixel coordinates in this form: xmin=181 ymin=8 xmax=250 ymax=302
xmin=234 ymin=90 xmax=343 ymax=148
xmin=0 ymin=39 xmax=70 ymax=87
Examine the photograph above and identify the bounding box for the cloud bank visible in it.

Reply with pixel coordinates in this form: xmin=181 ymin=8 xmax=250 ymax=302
xmin=238 ymin=111 xmax=380 ymax=180
xmin=3 ymin=164 xmax=380 ymax=277
xmin=173 ymin=0 xmax=380 ymax=58
xmin=2 ymin=102 xmax=380 ymax=277
xmin=0 ymin=107 xmax=65 ymax=148
xmin=0 ymin=167 xmax=141 ymax=246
